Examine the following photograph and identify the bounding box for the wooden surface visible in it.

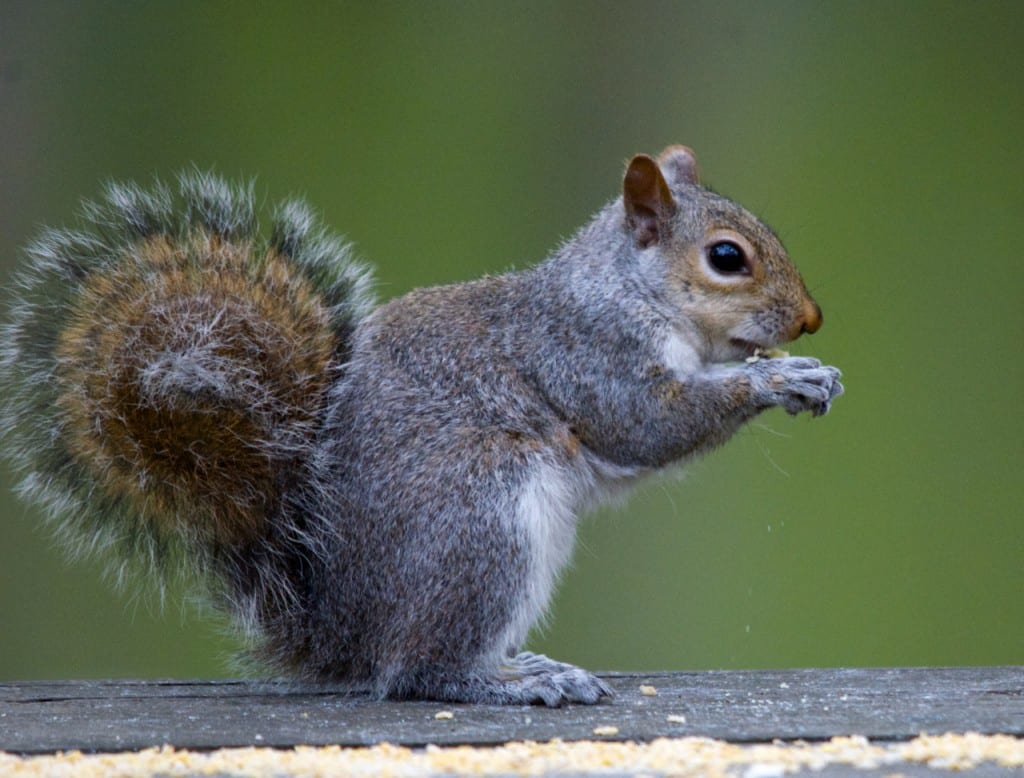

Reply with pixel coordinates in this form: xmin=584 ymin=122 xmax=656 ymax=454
xmin=1 ymin=666 xmax=1021 ymax=755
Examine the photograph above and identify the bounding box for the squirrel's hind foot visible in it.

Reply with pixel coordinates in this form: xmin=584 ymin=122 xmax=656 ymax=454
xmin=388 ymin=655 xmax=613 ymax=707
xmin=506 ymin=667 xmax=612 ymax=707
xmin=499 ymin=652 xmax=614 ymax=706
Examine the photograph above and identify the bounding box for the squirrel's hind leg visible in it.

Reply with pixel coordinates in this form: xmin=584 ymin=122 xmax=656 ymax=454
xmin=387 ymin=656 xmax=613 ymax=707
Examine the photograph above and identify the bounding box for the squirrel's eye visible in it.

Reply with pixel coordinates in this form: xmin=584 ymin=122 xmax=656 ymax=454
xmin=707 ymin=241 xmax=749 ymax=275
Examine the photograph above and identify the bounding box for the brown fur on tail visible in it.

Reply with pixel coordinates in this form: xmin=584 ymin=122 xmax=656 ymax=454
xmin=56 ymin=233 xmax=338 ymax=546
xmin=0 ymin=171 xmax=374 ymax=574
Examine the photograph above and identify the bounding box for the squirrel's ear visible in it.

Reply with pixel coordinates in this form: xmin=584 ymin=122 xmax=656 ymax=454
xmin=623 ymin=154 xmax=677 ymax=249
xmin=657 ymin=145 xmax=700 ymax=187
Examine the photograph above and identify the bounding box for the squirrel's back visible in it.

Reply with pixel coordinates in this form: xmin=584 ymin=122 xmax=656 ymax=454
xmin=0 ymin=172 xmax=373 ymax=589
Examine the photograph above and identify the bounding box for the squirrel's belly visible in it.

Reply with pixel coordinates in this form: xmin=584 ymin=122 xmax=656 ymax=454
xmin=497 ymin=460 xmax=581 ymax=655
xmin=497 ymin=446 xmax=650 ymax=657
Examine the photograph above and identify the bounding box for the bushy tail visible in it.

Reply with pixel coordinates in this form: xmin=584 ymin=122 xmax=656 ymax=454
xmin=0 ymin=172 xmax=374 ymax=595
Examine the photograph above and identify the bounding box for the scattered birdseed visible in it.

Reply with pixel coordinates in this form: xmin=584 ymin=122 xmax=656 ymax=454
xmin=0 ymin=733 xmax=1021 ymax=777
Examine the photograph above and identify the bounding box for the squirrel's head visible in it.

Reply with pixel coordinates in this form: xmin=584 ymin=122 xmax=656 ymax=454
xmin=622 ymin=146 xmax=822 ymax=364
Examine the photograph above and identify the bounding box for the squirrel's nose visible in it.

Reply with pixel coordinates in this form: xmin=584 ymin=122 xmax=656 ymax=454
xmin=799 ymin=299 xmax=823 ymax=336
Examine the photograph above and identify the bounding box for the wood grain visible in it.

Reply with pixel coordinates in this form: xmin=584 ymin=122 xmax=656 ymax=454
xmin=1 ymin=667 xmax=1020 ymax=755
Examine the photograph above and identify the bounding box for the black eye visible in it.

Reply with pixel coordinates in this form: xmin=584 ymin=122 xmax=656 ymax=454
xmin=707 ymin=241 xmax=749 ymax=275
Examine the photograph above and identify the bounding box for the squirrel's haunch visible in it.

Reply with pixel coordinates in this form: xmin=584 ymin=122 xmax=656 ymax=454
xmin=55 ymin=234 xmax=337 ymax=547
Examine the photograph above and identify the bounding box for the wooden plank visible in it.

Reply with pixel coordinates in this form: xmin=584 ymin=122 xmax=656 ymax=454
xmin=0 ymin=667 xmax=1020 ymax=755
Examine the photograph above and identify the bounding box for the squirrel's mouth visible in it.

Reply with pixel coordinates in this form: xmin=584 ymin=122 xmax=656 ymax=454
xmin=729 ymin=338 xmax=764 ymax=358
xmin=727 ymin=338 xmax=789 ymax=363
xmin=728 ymin=338 xmax=773 ymax=360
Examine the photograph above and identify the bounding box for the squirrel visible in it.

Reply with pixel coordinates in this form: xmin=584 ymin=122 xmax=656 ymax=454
xmin=0 ymin=146 xmax=842 ymax=706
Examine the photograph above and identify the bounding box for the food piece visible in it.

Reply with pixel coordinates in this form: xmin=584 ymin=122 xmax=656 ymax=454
xmin=745 ymin=347 xmax=790 ymax=363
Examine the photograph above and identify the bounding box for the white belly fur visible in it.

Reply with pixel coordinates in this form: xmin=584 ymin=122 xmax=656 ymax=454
xmin=496 ymin=452 xmax=645 ymax=661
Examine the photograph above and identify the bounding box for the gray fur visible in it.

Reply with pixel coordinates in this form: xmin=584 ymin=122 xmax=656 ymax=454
xmin=0 ymin=155 xmax=843 ymax=706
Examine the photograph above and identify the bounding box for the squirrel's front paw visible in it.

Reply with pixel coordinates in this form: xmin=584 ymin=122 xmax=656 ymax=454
xmin=750 ymin=357 xmax=844 ymax=417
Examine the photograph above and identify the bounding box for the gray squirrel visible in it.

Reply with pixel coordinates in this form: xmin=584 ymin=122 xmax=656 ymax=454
xmin=0 ymin=146 xmax=842 ymax=706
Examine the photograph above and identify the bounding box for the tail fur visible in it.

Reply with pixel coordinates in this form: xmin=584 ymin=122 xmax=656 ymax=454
xmin=0 ymin=172 xmax=374 ymax=603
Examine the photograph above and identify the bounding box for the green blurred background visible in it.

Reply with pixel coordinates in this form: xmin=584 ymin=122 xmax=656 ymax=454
xmin=0 ymin=1 xmax=1020 ymax=680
